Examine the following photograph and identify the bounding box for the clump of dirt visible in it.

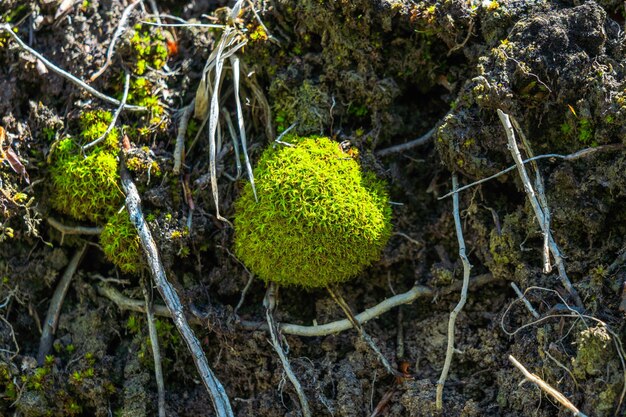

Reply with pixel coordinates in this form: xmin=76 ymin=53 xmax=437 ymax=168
xmin=0 ymin=1 xmax=625 ymax=416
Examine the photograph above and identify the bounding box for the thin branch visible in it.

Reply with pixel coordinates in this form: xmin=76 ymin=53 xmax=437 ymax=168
xmin=37 ymin=244 xmax=87 ymax=365
xmin=146 ymin=0 xmax=162 ymax=24
xmin=172 ymin=99 xmax=195 ymax=175
xmin=510 ymin=282 xmax=540 ymax=319
xmin=438 ymin=144 xmax=623 ymax=200
xmin=376 ymin=126 xmax=436 ymax=157
xmin=512 ymin=116 xmax=552 ymax=273
xmin=436 ymin=174 xmax=472 ymax=410
xmin=508 ymin=355 xmax=588 ymax=417
xmin=245 ymin=0 xmax=280 ymax=45
xmin=501 ymin=285 xmax=626 ymax=411
xmin=47 ymin=217 xmax=103 ymax=235
xmin=143 ymin=279 xmax=166 ymax=417
xmin=264 ymin=284 xmax=312 ymax=417
xmin=140 ymin=21 xmax=226 ymax=29
xmin=0 ymin=315 xmax=19 ymax=360
xmin=497 ymin=109 xmax=582 ymax=307
xmin=119 ymin=164 xmax=233 ymax=417
xmin=98 ymin=273 xmax=498 ymax=337
xmin=327 ymin=286 xmax=402 ymax=378
xmin=235 ymin=273 xmax=254 ymax=315
xmin=0 ymin=24 xmax=145 ymax=112
xmin=89 ymin=0 xmax=141 ymax=82
xmin=82 ymin=72 xmax=131 ymax=151
xmin=275 ymin=123 xmax=297 ymax=147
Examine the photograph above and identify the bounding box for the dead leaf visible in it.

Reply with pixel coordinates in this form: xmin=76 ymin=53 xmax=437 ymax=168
xmin=0 ymin=127 xmax=30 ymax=184
xmin=4 ymin=146 xmax=30 ymax=184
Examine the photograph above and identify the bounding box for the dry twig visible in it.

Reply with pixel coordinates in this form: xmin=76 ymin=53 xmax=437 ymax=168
xmin=89 ymin=0 xmax=142 ymax=81
xmin=497 ymin=109 xmax=582 ymax=307
xmin=47 ymin=217 xmax=102 ymax=236
xmin=119 ymin=164 xmax=233 ymax=417
xmin=82 ymin=72 xmax=131 ymax=151
xmin=509 ymin=355 xmax=588 ymax=417
xmin=501 ymin=285 xmax=626 ymax=411
xmin=142 ymin=279 xmax=166 ymax=417
xmin=0 ymin=24 xmax=145 ymax=112
xmin=264 ymin=284 xmax=312 ymax=417
xmin=436 ymin=174 xmax=472 ymax=410
xmin=37 ymin=244 xmax=87 ymax=365
xmin=376 ymin=126 xmax=436 ymax=157
xmin=438 ymin=144 xmax=623 ymax=200
xmin=327 ymin=286 xmax=402 ymax=378
xmin=510 ymin=282 xmax=540 ymax=319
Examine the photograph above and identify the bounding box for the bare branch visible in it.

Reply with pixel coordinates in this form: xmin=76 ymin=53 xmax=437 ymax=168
xmin=265 ymin=285 xmax=312 ymax=417
xmin=497 ymin=109 xmax=582 ymax=307
xmin=143 ymin=279 xmax=166 ymax=417
xmin=436 ymin=174 xmax=472 ymax=410
xmin=509 ymin=355 xmax=588 ymax=417
xmin=82 ymin=72 xmax=131 ymax=151
xmin=438 ymin=144 xmax=623 ymax=200
xmin=510 ymin=282 xmax=540 ymax=319
xmin=47 ymin=217 xmax=103 ymax=236
xmin=89 ymin=0 xmax=142 ymax=82
xmin=327 ymin=286 xmax=401 ymax=378
xmin=0 ymin=24 xmax=145 ymax=112
xmin=376 ymin=126 xmax=436 ymax=157
xmin=98 ymin=273 xmax=497 ymax=337
xmin=119 ymin=164 xmax=233 ymax=417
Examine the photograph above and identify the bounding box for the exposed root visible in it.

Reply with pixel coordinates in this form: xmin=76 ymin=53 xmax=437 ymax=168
xmin=142 ymin=278 xmax=166 ymax=417
xmin=97 ymin=273 xmax=498 ymax=337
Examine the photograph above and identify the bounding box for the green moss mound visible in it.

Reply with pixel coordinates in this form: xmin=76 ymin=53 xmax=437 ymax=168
xmin=100 ymin=211 xmax=142 ymax=274
xmin=49 ymin=111 xmax=123 ymax=224
xmin=234 ymin=136 xmax=392 ymax=288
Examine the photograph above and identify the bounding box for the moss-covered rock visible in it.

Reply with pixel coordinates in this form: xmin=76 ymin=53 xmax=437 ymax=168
xmin=234 ymin=136 xmax=392 ymax=288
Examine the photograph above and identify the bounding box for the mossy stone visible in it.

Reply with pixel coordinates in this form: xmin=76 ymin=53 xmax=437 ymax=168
xmin=234 ymin=136 xmax=391 ymax=288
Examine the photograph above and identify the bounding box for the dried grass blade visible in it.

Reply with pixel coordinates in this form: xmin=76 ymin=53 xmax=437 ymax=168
xmin=230 ymin=55 xmax=256 ymax=200
xmin=207 ymin=30 xmax=229 ymax=222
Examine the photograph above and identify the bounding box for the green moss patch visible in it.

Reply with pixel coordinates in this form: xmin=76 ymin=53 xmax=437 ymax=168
xmin=100 ymin=210 xmax=143 ymax=274
xmin=234 ymin=136 xmax=391 ymax=288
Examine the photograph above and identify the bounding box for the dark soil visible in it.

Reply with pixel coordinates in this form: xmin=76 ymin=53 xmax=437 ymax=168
xmin=1 ymin=1 xmax=626 ymax=416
